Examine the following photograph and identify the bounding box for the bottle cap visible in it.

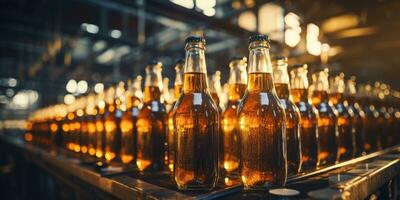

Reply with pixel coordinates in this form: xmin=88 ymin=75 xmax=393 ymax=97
xmin=229 ymin=56 xmax=247 ymax=62
xmin=248 ymin=34 xmax=269 ymax=43
xmin=185 ymin=36 xmax=206 ymax=45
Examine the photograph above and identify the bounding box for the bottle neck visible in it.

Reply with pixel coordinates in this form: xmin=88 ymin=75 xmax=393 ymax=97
xmin=247 ymin=43 xmax=274 ymax=92
xmin=183 ymin=45 xmax=208 ymax=93
xmin=144 ymin=86 xmax=161 ymax=103
xmin=144 ymin=65 xmax=163 ymax=103
xmin=273 ymin=62 xmax=289 ymax=85
xmin=248 ymin=45 xmax=273 ymax=74
xmin=184 ymin=47 xmax=207 ymax=74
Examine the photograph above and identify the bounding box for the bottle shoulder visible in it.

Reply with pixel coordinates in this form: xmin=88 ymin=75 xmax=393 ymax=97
xmin=238 ymin=92 xmax=285 ymax=118
xmin=174 ymin=92 xmax=219 ymax=115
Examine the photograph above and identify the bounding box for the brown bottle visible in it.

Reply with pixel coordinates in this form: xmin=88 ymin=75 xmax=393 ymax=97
xmin=77 ymin=98 xmax=88 ymax=154
xmin=85 ymin=94 xmax=98 ymax=156
xmin=344 ymin=77 xmax=366 ymax=156
xmin=290 ymin=64 xmax=319 ymax=171
xmin=222 ymin=56 xmax=247 ymax=176
xmin=311 ymin=68 xmax=339 ymax=166
xmin=373 ymin=83 xmax=391 ymax=149
xmin=329 ymin=73 xmax=354 ymax=161
xmin=238 ymin=35 xmax=286 ymax=190
xmin=173 ymin=36 xmax=219 ymax=190
xmin=273 ymin=56 xmax=302 ymax=175
xmin=167 ymin=59 xmax=184 ymax=174
xmin=120 ymin=77 xmax=143 ymax=164
xmin=66 ymin=105 xmax=76 ymax=151
xmin=136 ymin=61 xmax=167 ymax=171
xmin=103 ymin=87 xmax=118 ymax=162
xmin=359 ymin=84 xmax=379 ymax=153
xmin=95 ymin=92 xmax=106 ymax=158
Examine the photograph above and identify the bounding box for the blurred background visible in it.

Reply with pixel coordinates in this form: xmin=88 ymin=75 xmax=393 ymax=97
xmin=0 ymin=0 xmax=399 ymax=127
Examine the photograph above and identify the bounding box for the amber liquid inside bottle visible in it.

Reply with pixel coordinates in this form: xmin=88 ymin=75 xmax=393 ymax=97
xmin=174 ymin=72 xmax=219 ymax=190
xmin=87 ymin=113 xmax=97 ymax=156
xmin=345 ymin=95 xmax=365 ymax=156
xmin=312 ymin=90 xmax=339 ymax=166
xmin=67 ymin=112 xmax=75 ymax=151
xmin=120 ymin=109 xmax=134 ymax=164
xmin=103 ymin=104 xmax=118 ymax=162
xmin=330 ymin=93 xmax=354 ymax=161
xmin=361 ymin=97 xmax=379 ymax=153
xmin=80 ymin=114 xmax=89 ymax=154
xmin=136 ymin=86 xmax=166 ymax=171
xmin=291 ymin=89 xmax=319 ymax=171
xmin=222 ymin=83 xmax=246 ymax=174
xmin=120 ymin=96 xmax=140 ymax=164
xmin=95 ymin=106 xmax=105 ymax=158
xmin=275 ymin=83 xmax=301 ymax=175
xmin=167 ymin=84 xmax=183 ymax=173
xmin=239 ymin=73 xmax=286 ymax=189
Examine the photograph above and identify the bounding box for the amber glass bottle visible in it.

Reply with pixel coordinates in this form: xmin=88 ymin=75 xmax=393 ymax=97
xmin=136 ymin=61 xmax=167 ymax=171
xmin=238 ymin=35 xmax=286 ymax=190
xmin=95 ymin=92 xmax=106 ymax=158
xmin=344 ymin=77 xmax=366 ymax=156
xmin=329 ymin=73 xmax=354 ymax=161
xmin=359 ymin=84 xmax=379 ymax=153
xmin=85 ymin=94 xmax=97 ymax=157
xmin=167 ymin=59 xmax=184 ymax=174
xmin=103 ymin=87 xmax=119 ymax=162
xmin=173 ymin=36 xmax=219 ymax=190
xmin=311 ymin=68 xmax=339 ymax=166
xmin=290 ymin=64 xmax=319 ymax=171
xmin=120 ymin=78 xmax=142 ymax=165
xmin=273 ymin=56 xmax=302 ymax=176
xmin=221 ymin=56 xmax=247 ymax=176
xmin=66 ymin=105 xmax=76 ymax=151
xmin=77 ymin=98 xmax=88 ymax=154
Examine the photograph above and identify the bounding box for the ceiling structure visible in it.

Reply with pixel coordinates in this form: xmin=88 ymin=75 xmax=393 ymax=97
xmin=0 ymin=0 xmax=399 ymax=109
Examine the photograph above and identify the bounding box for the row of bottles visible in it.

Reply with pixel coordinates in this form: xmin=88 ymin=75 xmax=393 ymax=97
xmin=26 ymin=35 xmax=400 ymax=191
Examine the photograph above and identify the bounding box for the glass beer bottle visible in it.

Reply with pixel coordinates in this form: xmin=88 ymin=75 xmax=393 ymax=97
xmin=95 ymin=92 xmax=106 ymax=158
xmin=209 ymin=71 xmax=222 ymax=112
xmin=344 ymin=77 xmax=366 ymax=156
xmin=103 ymin=87 xmax=118 ymax=162
xmin=86 ymin=94 xmax=98 ymax=157
xmin=167 ymin=59 xmax=184 ymax=174
xmin=222 ymin=56 xmax=247 ymax=176
xmin=273 ymin=56 xmax=302 ymax=175
xmin=119 ymin=78 xmax=142 ymax=165
xmin=173 ymin=36 xmax=219 ymax=190
xmin=359 ymin=84 xmax=379 ymax=153
xmin=290 ymin=64 xmax=319 ymax=171
xmin=238 ymin=35 xmax=286 ymax=190
xmin=329 ymin=73 xmax=354 ymax=161
xmin=311 ymin=68 xmax=339 ymax=166
xmin=136 ymin=61 xmax=167 ymax=171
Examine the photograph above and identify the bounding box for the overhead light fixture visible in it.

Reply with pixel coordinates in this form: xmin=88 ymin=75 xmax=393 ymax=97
xmin=258 ymin=3 xmax=284 ymax=42
xmin=64 ymin=94 xmax=75 ymax=105
xmin=203 ymin=8 xmax=216 ymax=16
xmin=285 ymin=29 xmax=301 ymax=47
xmin=8 ymin=78 xmax=17 ymax=87
xmin=110 ymin=29 xmax=122 ymax=39
xmin=81 ymin=23 xmax=99 ymax=34
xmin=170 ymin=0 xmax=194 ymax=9
xmin=238 ymin=11 xmax=257 ymax=32
xmin=322 ymin=14 xmax=359 ymax=33
xmin=66 ymin=79 xmax=78 ymax=93
xmin=97 ymin=49 xmax=116 ymax=64
xmin=307 ymin=23 xmax=322 ymax=56
xmin=196 ymin=0 xmax=216 ymax=10
xmin=77 ymin=80 xmax=88 ymax=94
xmin=335 ymin=27 xmax=378 ymax=39
xmin=94 ymin=83 xmax=104 ymax=94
